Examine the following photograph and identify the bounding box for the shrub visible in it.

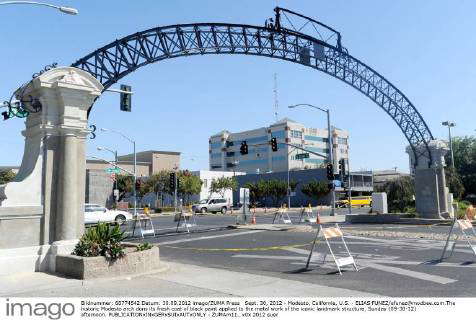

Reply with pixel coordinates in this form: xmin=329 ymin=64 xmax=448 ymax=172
xmin=73 ymin=223 xmax=126 ymax=260
xmin=136 ymin=242 xmax=153 ymax=251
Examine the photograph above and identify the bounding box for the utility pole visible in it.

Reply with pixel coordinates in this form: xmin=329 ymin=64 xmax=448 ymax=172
xmin=347 ymin=158 xmax=352 ymax=215
xmin=442 ymin=121 xmax=456 ymax=167
xmin=288 ymin=104 xmax=335 ymax=215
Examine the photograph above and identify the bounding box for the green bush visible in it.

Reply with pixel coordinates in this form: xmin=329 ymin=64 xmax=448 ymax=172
xmin=136 ymin=242 xmax=153 ymax=251
xmin=73 ymin=223 xmax=126 ymax=260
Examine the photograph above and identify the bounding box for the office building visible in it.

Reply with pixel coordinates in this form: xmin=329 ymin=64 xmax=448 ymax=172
xmin=209 ymin=118 xmax=349 ymax=174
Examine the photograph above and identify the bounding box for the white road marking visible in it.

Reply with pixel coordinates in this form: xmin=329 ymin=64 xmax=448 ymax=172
xmin=159 ymin=230 xmax=263 ymax=245
xmin=362 ymin=262 xmax=457 ymax=284
xmin=284 ymin=248 xmax=457 ymax=284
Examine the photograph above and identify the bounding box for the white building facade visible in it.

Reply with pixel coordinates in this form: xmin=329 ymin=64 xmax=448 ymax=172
xmin=209 ymin=118 xmax=349 ymax=174
xmin=190 ymin=170 xmax=245 ymax=205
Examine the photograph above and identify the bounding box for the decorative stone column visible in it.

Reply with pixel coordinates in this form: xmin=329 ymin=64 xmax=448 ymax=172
xmin=406 ymin=140 xmax=449 ymax=219
xmin=0 ymin=67 xmax=103 ymax=274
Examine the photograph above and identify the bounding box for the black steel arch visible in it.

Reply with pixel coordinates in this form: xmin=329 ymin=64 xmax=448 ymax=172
xmin=71 ymin=22 xmax=434 ymax=165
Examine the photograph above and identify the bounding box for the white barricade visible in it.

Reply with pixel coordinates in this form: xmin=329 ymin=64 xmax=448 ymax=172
xmin=440 ymin=218 xmax=476 ymax=260
xmin=175 ymin=210 xmax=197 ymax=233
xmin=299 ymin=205 xmax=315 ymax=223
xmin=131 ymin=214 xmax=156 ymax=238
xmin=273 ymin=207 xmax=292 ymax=224
xmin=305 ymin=223 xmax=358 ymax=275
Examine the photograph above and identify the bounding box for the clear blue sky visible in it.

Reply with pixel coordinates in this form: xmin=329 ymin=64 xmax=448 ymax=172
xmin=1 ymin=0 xmax=475 ymax=172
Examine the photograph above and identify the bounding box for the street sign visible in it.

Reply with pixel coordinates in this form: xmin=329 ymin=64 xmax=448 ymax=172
xmin=105 ymin=167 xmax=120 ymax=174
xmin=295 ymin=153 xmax=310 ymax=160
xmin=333 ymin=180 xmax=342 ymax=187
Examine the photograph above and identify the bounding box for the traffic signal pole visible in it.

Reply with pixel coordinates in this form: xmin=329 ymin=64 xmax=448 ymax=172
xmin=326 ymin=110 xmax=336 ymax=216
xmin=133 ymin=140 xmax=137 ymax=218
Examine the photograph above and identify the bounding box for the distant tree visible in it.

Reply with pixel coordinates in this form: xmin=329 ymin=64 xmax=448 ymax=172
xmin=178 ymin=171 xmax=203 ymax=205
xmin=301 ymin=180 xmax=330 ymax=204
xmin=210 ymin=176 xmax=237 ymax=198
xmin=445 ymin=167 xmax=465 ymax=200
xmin=445 ymin=136 xmax=476 ymax=197
xmin=0 ymin=170 xmax=15 ymax=185
xmin=289 ymin=180 xmax=299 ymax=193
xmin=268 ymin=179 xmax=288 ymax=207
xmin=258 ymin=179 xmax=272 ymax=207
xmin=380 ymin=176 xmax=415 ymax=213
xmin=142 ymin=170 xmax=171 ymax=206
xmin=116 ymin=174 xmax=134 ymax=201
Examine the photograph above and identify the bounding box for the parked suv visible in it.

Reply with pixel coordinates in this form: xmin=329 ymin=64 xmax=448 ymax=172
xmin=192 ymin=198 xmax=229 ymax=214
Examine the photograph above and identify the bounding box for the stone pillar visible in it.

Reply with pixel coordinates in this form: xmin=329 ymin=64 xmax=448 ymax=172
xmin=0 ymin=67 xmax=103 ymax=248
xmin=406 ymin=140 xmax=449 ymax=219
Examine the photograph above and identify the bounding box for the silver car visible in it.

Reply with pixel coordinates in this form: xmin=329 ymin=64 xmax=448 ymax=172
xmin=192 ymin=198 xmax=229 ymax=214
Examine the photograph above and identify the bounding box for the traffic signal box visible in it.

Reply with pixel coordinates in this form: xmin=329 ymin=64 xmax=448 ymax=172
xmin=326 ymin=163 xmax=334 ymax=180
xmin=338 ymin=159 xmax=346 ymax=177
xmin=240 ymin=141 xmax=248 ymax=155
xmin=270 ymin=137 xmax=278 ymax=152
xmin=169 ymin=172 xmax=176 ymax=190
xmin=120 ymin=84 xmax=132 ymax=112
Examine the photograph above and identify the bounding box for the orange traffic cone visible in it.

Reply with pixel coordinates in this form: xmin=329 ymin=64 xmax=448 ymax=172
xmin=316 ymin=211 xmax=321 ymax=224
xmin=251 ymin=214 xmax=256 ymax=224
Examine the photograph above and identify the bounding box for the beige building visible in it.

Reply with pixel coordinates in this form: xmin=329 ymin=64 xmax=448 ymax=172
xmin=86 ymin=150 xmax=181 ymax=177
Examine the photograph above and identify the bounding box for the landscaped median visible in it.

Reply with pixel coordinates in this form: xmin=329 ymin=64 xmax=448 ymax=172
xmin=55 ymin=223 xmax=161 ymax=280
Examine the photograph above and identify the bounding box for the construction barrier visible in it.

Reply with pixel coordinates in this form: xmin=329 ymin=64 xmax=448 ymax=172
xmin=131 ymin=214 xmax=156 ymax=238
xmin=440 ymin=217 xmax=476 ymax=260
xmin=299 ymin=204 xmax=316 ymax=223
xmin=175 ymin=209 xmax=197 ymax=233
xmin=305 ymin=223 xmax=358 ymax=275
xmin=272 ymin=206 xmax=292 ymax=224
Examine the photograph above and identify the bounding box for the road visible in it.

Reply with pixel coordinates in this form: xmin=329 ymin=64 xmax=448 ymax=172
xmin=125 ymin=212 xmax=476 ymax=297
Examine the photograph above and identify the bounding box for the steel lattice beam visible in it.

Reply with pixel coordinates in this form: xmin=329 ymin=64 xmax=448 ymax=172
xmin=71 ymin=23 xmax=434 ymax=165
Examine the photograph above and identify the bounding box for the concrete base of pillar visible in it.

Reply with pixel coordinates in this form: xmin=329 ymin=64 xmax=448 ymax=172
xmin=414 ymin=168 xmax=447 ymax=219
xmin=0 ymin=240 xmax=78 ymax=276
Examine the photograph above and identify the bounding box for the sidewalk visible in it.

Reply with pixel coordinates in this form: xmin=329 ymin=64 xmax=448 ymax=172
xmin=0 ymin=260 xmax=378 ymax=297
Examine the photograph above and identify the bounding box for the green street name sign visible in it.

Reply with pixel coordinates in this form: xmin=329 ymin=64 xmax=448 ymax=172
xmin=295 ymin=153 xmax=310 ymax=160
xmin=105 ymin=167 xmax=121 ymax=174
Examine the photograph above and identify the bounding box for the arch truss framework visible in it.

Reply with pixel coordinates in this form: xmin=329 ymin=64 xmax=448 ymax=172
xmin=71 ymin=11 xmax=434 ymax=165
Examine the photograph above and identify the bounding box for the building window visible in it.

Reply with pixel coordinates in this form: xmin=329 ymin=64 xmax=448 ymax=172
xmin=290 ymin=130 xmax=302 ymax=138
xmin=304 ymin=135 xmax=329 ymax=143
xmin=211 ymin=165 xmax=222 ymax=169
xmin=338 ymin=137 xmax=348 ymax=144
xmin=226 ymin=151 xmax=235 ymax=157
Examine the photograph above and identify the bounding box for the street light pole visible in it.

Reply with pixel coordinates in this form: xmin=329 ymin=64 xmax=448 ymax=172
xmin=101 ymin=128 xmax=137 ymax=217
xmin=288 ymin=103 xmax=336 ymax=216
xmin=97 ymin=146 xmax=118 ymax=204
xmin=0 ymin=1 xmax=78 ymax=14
xmin=442 ymin=121 xmax=455 ymax=168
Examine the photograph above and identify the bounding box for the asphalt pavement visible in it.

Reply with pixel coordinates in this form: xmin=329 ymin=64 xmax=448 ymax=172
xmin=124 ymin=212 xmax=476 ymax=297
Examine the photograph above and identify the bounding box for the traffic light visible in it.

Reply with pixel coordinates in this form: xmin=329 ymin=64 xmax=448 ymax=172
xmin=120 ymin=84 xmax=132 ymax=112
xmin=240 ymin=141 xmax=248 ymax=155
xmin=270 ymin=137 xmax=278 ymax=152
xmin=338 ymin=159 xmax=346 ymax=177
xmin=326 ymin=163 xmax=334 ymax=180
xmin=169 ymin=172 xmax=176 ymax=190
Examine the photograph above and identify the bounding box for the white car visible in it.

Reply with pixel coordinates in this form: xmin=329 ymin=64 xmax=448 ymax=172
xmin=84 ymin=204 xmax=133 ymax=225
